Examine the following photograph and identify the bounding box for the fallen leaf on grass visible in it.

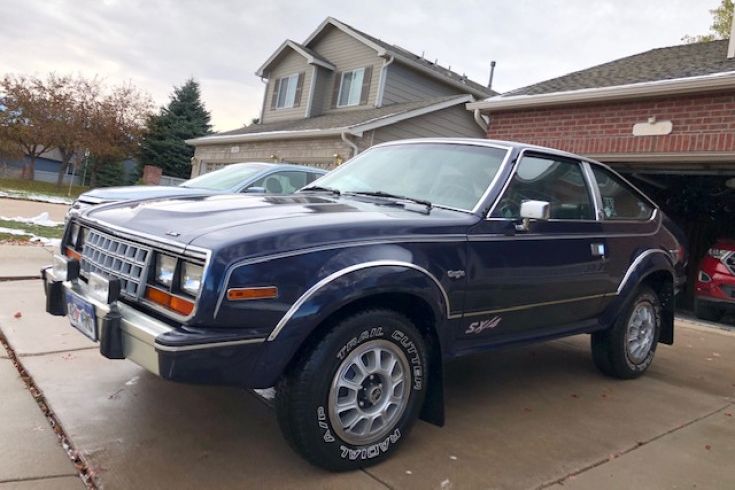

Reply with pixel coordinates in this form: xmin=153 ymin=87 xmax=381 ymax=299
xmin=14 ymin=311 xmax=21 ymax=319
xmin=705 ymin=444 xmax=711 ymax=450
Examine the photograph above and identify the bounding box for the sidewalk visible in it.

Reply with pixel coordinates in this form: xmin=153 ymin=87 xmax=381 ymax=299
xmin=0 ymin=352 xmax=82 ymax=489
xmin=0 ymin=245 xmax=53 ymax=280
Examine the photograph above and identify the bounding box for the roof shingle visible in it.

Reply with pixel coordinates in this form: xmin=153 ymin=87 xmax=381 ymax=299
xmin=214 ymin=96 xmax=468 ymax=137
xmin=508 ymin=39 xmax=735 ymax=96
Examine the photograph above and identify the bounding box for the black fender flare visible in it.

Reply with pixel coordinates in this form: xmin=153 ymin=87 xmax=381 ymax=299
xmin=613 ymin=249 xmax=676 ymax=344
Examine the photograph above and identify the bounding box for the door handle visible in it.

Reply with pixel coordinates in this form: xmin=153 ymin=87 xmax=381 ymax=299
xmin=591 ymin=243 xmax=606 ymax=257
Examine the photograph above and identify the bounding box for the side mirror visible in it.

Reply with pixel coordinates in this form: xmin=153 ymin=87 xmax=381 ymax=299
xmin=244 ymin=186 xmax=266 ymax=194
xmin=516 ymin=200 xmax=550 ymax=231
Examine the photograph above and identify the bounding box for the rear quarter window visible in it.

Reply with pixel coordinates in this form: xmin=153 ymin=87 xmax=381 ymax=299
xmin=592 ymin=166 xmax=654 ymax=221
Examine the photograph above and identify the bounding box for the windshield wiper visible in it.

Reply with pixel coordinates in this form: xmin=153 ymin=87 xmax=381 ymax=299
xmin=349 ymin=190 xmax=432 ymax=209
xmin=300 ymin=185 xmax=341 ymax=196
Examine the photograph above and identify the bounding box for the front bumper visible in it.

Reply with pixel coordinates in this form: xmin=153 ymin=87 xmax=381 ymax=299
xmin=42 ymin=266 xmax=269 ymax=387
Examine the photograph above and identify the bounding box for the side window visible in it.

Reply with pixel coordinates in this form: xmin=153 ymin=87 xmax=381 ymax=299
xmin=270 ymin=73 xmax=304 ymax=110
xmin=306 ymin=172 xmax=322 ymax=184
xmin=247 ymin=171 xmax=309 ymax=194
xmin=591 ymin=166 xmax=653 ymax=220
xmin=491 ymin=155 xmax=595 ymax=220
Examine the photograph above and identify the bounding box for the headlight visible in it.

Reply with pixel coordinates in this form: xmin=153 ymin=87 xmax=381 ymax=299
xmin=180 ymin=262 xmax=203 ymax=296
xmin=155 ymin=254 xmax=177 ymax=287
xmin=708 ymin=248 xmax=730 ymax=259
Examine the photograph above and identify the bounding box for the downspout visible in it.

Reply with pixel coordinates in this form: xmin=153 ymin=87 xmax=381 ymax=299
xmin=473 ymin=108 xmax=489 ymax=133
xmin=341 ymin=130 xmax=359 ymax=158
xmin=376 ymin=55 xmax=395 ymax=108
xmin=258 ymin=76 xmax=268 ymax=123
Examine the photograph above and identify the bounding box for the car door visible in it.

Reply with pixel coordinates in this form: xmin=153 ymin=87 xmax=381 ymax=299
xmin=459 ymin=152 xmax=612 ymax=346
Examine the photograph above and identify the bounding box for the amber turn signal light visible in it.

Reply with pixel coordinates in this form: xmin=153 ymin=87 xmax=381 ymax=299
xmin=64 ymin=246 xmax=81 ymax=261
xmin=227 ymin=286 xmax=279 ymax=301
xmin=145 ymin=286 xmax=194 ymax=315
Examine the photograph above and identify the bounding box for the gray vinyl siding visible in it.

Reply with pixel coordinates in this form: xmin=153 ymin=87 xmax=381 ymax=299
xmin=382 ymin=63 xmax=465 ymax=105
xmin=262 ymin=50 xmax=311 ymax=123
xmin=371 ymin=105 xmax=485 ymax=143
xmin=309 ymin=66 xmax=330 ymax=117
xmin=309 ymin=25 xmax=382 ymax=113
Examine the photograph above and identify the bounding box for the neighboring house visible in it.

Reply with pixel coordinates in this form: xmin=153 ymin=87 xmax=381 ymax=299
xmin=0 ymin=148 xmax=82 ymax=185
xmin=187 ymin=17 xmax=494 ymax=174
xmin=467 ymin=32 xmax=735 ymax=305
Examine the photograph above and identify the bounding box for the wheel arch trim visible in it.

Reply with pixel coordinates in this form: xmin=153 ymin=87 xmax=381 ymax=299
xmin=616 ymin=249 xmax=674 ymax=295
xmin=267 ymin=260 xmax=454 ymax=341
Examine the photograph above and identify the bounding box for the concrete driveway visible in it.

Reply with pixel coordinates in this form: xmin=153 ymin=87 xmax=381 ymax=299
xmin=0 ymin=279 xmax=733 ymax=489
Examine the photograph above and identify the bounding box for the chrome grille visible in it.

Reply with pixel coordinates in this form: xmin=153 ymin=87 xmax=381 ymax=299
xmin=80 ymin=229 xmax=151 ymax=298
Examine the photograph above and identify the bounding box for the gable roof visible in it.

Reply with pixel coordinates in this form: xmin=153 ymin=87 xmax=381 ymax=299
xmin=256 ymin=40 xmax=336 ymax=77
xmin=468 ymin=39 xmax=735 ymax=111
xmin=507 ymin=39 xmax=735 ymax=96
xmin=300 ymin=17 xmax=495 ymax=98
xmin=187 ymin=95 xmax=475 ymax=145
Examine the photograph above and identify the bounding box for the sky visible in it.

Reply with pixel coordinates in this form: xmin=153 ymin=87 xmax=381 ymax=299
xmin=0 ymin=0 xmax=720 ymax=131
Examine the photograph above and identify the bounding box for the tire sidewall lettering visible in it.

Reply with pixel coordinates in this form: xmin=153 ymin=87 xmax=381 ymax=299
xmin=391 ymin=330 xmax=423 ymax=391
xmin=336 ymin=326 xmax=384 ymax=361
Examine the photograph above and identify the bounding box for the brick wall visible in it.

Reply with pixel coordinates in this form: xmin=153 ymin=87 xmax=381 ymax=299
xmin=486 ymin=91 xmax=735 ymax=156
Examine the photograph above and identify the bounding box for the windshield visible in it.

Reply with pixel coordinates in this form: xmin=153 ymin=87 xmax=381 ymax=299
xmin=307 ymin=143 xmax=508 ymax=211
xmin=180 ymin=163 xmax=268 ymax=191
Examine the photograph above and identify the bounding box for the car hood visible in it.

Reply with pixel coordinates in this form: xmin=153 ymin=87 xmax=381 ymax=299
xmin=79 ymin=185 xmax=214 ymax=203
xmin=81 ymin=193 xmax=475 ymax=255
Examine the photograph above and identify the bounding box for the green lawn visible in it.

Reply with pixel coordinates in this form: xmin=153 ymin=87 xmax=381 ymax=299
xmin=0 ymin=232 xmax=30 ymax=242
xmin=0 ymin=218 xmax=65 ymax=239
xmin=0 ymin=177 xmax=89 ymax=199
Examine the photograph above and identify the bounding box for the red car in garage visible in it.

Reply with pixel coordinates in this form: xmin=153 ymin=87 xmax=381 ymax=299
xmin=695 ymin=239 xmax=735 ymax=321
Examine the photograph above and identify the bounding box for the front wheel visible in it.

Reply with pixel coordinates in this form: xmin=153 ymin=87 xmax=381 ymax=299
xmin=591 ymin=286 xmax=661 ymax=379
xmin=275 ymin=309 xmax=427 ymax=471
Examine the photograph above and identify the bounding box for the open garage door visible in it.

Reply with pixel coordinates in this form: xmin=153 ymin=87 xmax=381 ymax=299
xmin=613 ymin=166 xmax=735 ymax=319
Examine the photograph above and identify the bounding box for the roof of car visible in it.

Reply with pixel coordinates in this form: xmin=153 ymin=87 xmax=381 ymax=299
xmin=225 ymin=162 xmax=327 ymax=173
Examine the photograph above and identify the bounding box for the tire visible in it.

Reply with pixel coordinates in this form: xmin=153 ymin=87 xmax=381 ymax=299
xmin=275 ymin=309 xmax=428 ymax=471
xmin=590 ymin=286 xmax=661 ymax=379
xmin=694 ymin=299 xmax=723 ymax=322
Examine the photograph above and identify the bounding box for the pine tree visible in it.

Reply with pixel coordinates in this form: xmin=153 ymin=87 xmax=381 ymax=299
xmin=139 ymin=79 xmax=212 ymax=179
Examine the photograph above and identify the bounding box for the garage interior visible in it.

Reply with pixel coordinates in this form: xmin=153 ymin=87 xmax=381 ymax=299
xmin=610 ymin=160 xmax=735 ymax=314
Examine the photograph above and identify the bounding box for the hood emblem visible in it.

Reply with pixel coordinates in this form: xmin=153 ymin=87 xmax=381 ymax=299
xmin=166 ymin=231 xmax=181 ymax=237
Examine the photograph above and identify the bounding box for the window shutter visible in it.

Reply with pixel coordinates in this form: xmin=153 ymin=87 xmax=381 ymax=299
xmin=331 ymin=72 xmax=342 ymax=109
xmin=270 ymin=78 xmax=281 ymax=110
xmin=293 ymin=72 xmax=305 ymax=108
xmin=359 ymin=66 xmax=373 ymax=105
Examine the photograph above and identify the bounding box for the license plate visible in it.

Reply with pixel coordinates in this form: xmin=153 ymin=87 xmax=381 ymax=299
xmin=66 ymin=291 xmax=97 ymax=341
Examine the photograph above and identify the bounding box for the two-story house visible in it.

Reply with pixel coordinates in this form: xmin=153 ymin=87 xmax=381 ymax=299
xmin=187 ymin=17 xmax=494 ymax=174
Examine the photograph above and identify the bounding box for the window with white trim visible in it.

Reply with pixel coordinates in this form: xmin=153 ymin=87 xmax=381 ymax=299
xmin=337 ymin=68 xmax=365 ymax=107
xmin=275 ymin=73 xmax=299 ymax=109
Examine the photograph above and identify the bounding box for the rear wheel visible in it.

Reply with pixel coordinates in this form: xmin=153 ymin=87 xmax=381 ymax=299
xmin=694 ymin=299 xmax=723 ymax=322
xmin=275 ymin=309 xmax=427 ymax=471
xmin=591 ymin=286 xmax=661 ymax=379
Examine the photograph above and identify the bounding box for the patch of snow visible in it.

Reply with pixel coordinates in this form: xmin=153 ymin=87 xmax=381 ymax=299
xmin=1 ymin=212 xmax=63 ymax=227
xmin=0 ymin=190 xmax=73 ymax=205
xmin=0 ymin=226 xmax=31 ymax=237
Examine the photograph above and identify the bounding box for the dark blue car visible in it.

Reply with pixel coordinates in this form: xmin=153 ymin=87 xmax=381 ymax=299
xmin=43 ymin=138 xmax=686 ymax=470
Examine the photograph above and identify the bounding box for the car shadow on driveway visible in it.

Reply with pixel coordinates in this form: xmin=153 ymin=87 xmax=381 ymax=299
xmin=19 ymin=328 xmax=735 ymax=489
